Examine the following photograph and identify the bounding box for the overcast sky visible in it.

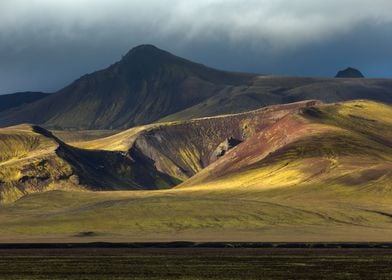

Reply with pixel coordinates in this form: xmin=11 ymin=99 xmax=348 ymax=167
xmin=1 ymin=0 xmax=392 ymax=94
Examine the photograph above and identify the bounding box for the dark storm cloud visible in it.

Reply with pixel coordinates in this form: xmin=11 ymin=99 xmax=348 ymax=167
xmin=1 ymin=0 xmax=392 ymax=94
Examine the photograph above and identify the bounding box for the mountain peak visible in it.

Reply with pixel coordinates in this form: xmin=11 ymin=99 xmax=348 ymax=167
xmin=120 ymin=44 xmax=180 ymax=71
xmin=335 ymin=67 xmax=364 ymax=78
xmin=124 ymin=44 xmax=169 ymax=59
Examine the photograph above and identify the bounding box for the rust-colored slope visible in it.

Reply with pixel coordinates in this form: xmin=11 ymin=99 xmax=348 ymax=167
xmin=76 ymin=100 xmax=320 ymax=182
xmin=178 ymin=100 xmax=392 ymax=191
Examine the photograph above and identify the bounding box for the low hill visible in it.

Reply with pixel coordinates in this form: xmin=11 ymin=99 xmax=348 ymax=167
xmin=71 ymin=99 xmax=391 ymax=197
xmin=0 ymin=92 xmax=49 ymax=112
xmin=2 ymin=100 xmax=390 ymax=204
xmin=0 ymin=101 xmax=329 ymax=202
xmin=179 ymin=100 xmax=392 ymax=191
xmin=0 ymin=125 xmax=178 ymax=203
xmin=73 ymin=100 xmax=320 ymax=181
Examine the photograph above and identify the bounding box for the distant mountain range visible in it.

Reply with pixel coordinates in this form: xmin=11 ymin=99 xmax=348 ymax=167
xmin=0 ymin=45 xmax=391 ymax=129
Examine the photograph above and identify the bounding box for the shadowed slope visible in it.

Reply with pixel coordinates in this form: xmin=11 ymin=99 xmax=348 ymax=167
xmin=161 ymin=76 xmax=392 ymax=121
xmin=0 ymin=92 xmax=50 ymax=112
xmin=0 ymin=46 xmax=391 ymax=130
xmin=75 ymin=101 xmax=320 ymax=181
xmin=0 ymin=45 xmax=253 ymax=129
xmin=0 ymin=125 xmax=178 ymax=203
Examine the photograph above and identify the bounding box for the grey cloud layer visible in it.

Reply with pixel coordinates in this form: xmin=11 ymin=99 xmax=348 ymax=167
xmin=1 ymin=0 xmax=392 ymax=93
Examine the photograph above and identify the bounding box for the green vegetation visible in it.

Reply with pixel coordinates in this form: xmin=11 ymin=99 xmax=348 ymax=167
xmin=0 ymin=124 xmax=178 ymax=203
xmin=0 ymin=182 xmax=391 ymax=242
xmin=180 ymin=100 xmax=392 ymax=190
xmin=0 ymin=125 xmax=76 ymax=203
xmin=0 ymin=100 xmax=391 ymax=242
xmin=52 ymin=129 xmax=119 ymax=144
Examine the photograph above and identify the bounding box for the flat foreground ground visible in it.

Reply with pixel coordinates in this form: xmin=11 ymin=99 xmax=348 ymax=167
xmin=0 ymin=248 xmax=391 ymax=279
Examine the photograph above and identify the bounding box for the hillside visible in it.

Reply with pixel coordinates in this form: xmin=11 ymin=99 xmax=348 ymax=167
xmin=178 ymin=100 xmax=392 ymax=190
xmin=161 ymin=76 xmax=392 ymax=121
xmin=0 ymin=100 xmax=331 ymax=202
xmin=0 ymin=92 xmax=50 ymax=112
xmin=0 ymin=125 xmax=178 ymax=203
xmin=0 ymin=46 xmax=391 ymax=129
xmin=2 ymin=100 xmax=391 ymax=204
xmin=71 ymin=100 xmax=320 ymax=182
xmin=0 ymin=100 xmax=391 ymax=241
xmin=0 ymin=45 xmax=253 ymax=129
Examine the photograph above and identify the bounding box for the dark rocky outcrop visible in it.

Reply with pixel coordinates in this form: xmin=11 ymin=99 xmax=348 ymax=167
xmin=335 ymin=67 xmax=364 ymax=78
xmin=211 ymin=137 xmax=242 ymax=162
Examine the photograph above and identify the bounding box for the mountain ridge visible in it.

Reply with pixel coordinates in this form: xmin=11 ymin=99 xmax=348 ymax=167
xmin=0 ymin=45 xmax=391 ymax=129
xmin=0 ymin=45 xmax=254 ymax=129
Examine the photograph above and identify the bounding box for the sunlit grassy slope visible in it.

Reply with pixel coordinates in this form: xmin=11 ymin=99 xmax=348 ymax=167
xmin=70 ymin=101 xmax=320 ymax=182
xmin=1 ymin=100 xmax=319 ymax=205
xmin=0 ymin=125 xmax=78 ymax=203
xmin=178 ymin=100 xmax=392 ymax=191
xmin=0 ymin=124 xmax=178 ymax=203
xmin=52 ymin=129 xmax=119 ymax=145
xmin=0 ymin=100 xmax=391 ymax=242
xmin=0 ymin=183 xmax=391 ymax=242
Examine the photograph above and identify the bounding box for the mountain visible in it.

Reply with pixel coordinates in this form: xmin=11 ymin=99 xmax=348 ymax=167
xmin=0 ymin=91 xmax=50 ymax=112
xmin=335 ymin=67 xmax=364 ymax=78
xmin=0 ymin=45 xmax=254 ymax=129
xmin=0 ymin=100 xmax=391 ymax=242
xmin=0 ymin=45 xmax=391 ymax=129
